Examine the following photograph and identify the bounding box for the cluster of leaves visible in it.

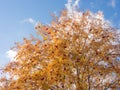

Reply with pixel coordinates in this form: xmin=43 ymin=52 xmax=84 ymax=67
xmin=0 ymin=10 xmax=120 ymax=90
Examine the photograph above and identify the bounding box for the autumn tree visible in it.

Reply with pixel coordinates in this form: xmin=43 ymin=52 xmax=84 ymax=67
xmin=0 ymin=1 xmax=120 ymax=90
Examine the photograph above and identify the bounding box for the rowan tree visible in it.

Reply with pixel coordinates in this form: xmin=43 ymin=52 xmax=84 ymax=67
xmin=0 ymin=4 xmax=120 ymax=90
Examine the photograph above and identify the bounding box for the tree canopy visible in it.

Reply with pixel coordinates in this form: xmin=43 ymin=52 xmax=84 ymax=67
xmin=0 ymin=6 xmax=120 ymax=90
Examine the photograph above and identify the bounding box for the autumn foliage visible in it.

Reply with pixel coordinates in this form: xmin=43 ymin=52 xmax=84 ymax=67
xmin=0 ymin=8 xmax=120 ymax=90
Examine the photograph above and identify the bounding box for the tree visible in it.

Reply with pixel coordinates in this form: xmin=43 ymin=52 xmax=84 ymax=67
xmin=0 ymin=4 xmax=120 ymax=90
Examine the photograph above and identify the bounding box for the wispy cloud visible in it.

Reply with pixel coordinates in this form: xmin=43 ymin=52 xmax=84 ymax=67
xmin=73 ymin=0 xmax=80 ymax=8
xmin=21 ymin=18 xmax=36 ymax=25
xmin=65 ymin=0 xmax=80 ymax=15
xmin=65 ymin=0 xmax=72 ymax=13
xmin=109 ymin=0 xmax=116 ymax=8
xmin=6 ymin=50 xmax=17 ymax=61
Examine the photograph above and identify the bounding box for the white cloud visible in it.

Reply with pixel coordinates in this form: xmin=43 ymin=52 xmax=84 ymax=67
xmin=65 ymin=0 xmax=80 ymax=17
xmin=110 ymin=0 xmax=116 ymax=8
xmin=65 ymin=0 xmax=72 ymax=14
xmin=21 ymin=18 xmax=36 ymax=25
xmin=65 ymin=0 xmax=80 ymax=11
xmin=68 ymin=0 xmax=72 ymax=3
xmin=6 ymin=50 xmax=17 ymax=61
xmin=73 ymin=0 xmax=80 ymax=8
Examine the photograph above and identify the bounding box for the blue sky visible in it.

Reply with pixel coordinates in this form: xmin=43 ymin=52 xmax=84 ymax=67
xmin=0 ymin=0 xmax=120 ymax=67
